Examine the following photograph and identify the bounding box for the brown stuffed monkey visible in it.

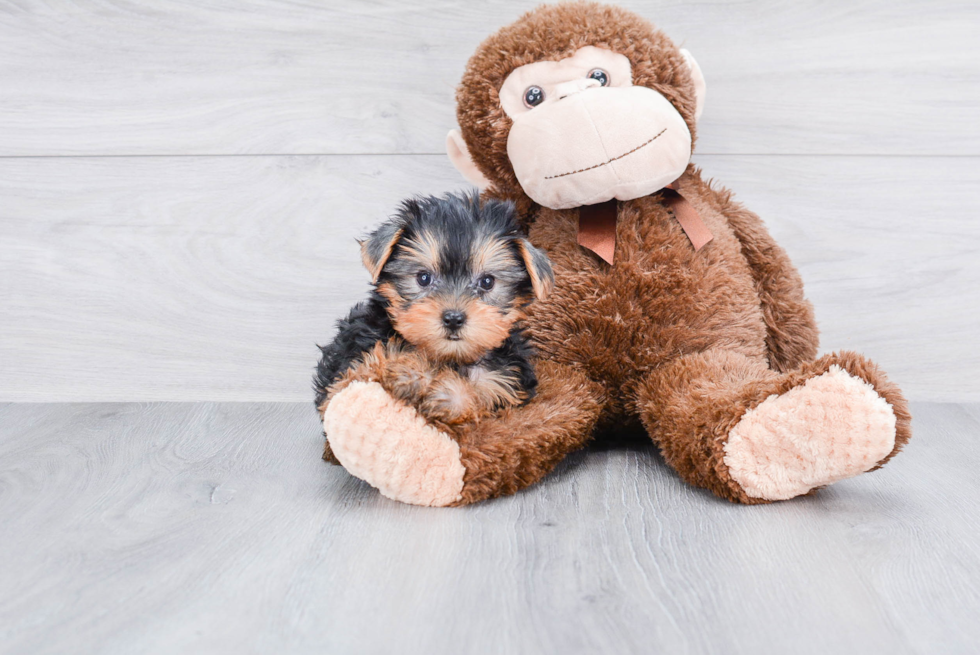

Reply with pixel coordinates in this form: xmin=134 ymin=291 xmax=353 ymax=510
xmin=320 ymin=2 xmax=912 ymax=507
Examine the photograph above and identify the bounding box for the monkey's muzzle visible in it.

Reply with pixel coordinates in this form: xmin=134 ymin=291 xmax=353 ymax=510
xmin=506 ymin=86 xmax=693 ymax=210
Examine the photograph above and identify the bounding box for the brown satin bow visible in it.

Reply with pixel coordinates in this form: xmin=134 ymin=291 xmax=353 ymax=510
xmin=577 ymin=181 xmax=713 ymax=265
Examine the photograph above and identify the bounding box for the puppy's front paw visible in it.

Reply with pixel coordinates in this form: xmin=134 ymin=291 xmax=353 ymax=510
xmin=324 ymin=380 xmax=465 ymax=506
xmin=421 ymin=373 xmax=480 ymax=425
xmin=466 ymin=365 xmax=526 ymax=410
xmin=383 ymin=347 xmax=437 ymax=406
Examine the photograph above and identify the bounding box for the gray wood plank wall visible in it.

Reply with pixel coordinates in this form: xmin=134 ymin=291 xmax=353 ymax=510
xmin=1 ymin=0 xmax=978 ymax=402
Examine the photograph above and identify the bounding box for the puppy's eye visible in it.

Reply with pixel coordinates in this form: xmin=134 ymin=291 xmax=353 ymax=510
xmin=523 ymin=86 xmax=545 ymax=108
xmin=477 ymin=274 xmax=495 ymax=291
xmin=588 ymin=69 xmax=609 ymax=86
xmin=416 ymin=271 xmax=432 ymax=287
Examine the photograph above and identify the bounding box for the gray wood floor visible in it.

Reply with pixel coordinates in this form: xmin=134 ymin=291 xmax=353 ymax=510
xmin=1 ymin=401 xmax=978 ymax=655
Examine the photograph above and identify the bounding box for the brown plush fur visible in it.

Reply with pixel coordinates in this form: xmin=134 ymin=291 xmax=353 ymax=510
xmin=330 ymin=2 xmax=911 ymax=503
xmin=440 ymin=2 xmax=910 ymax=503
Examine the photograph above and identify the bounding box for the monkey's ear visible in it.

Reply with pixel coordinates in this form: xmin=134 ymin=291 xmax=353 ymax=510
xmin=359 ymin=220 xmax=404 ymax=284
xmin=447 ymin=129 xmax=493 ymax=191
xmin=679 ymin=49 xmax=706 ymax=122
xmin=516 ymin=238 xmax=554 ymax=301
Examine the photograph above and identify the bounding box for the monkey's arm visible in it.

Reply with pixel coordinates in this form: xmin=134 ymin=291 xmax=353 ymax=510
xmin=703 ymin=180 xmax=819 ymax=373
xmin=321 ymin=359 xmax=605 ymax=506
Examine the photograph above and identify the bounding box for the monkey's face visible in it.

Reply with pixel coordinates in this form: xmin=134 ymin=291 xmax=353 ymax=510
xmin=499 ymin=46 xmax=694 ymax=210
xmin=447 ymin=3 xmax=706 ymax=212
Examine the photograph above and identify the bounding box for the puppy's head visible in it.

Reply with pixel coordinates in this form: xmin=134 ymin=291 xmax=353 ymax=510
xmin=361 ymin=192 xmax=553 ymax=363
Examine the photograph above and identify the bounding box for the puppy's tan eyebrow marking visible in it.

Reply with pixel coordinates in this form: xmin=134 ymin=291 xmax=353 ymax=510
xmin=470 ymin=234 xmax=517 ymax=274
xmin=399 ymin=229 xmax=441 ymax=270
xmin=544 ymin=128 xmax=667 ymax=179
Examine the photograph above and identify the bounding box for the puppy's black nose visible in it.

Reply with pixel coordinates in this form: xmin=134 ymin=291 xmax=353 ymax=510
xmin=442 ymin=310 xmax=466 ymax=331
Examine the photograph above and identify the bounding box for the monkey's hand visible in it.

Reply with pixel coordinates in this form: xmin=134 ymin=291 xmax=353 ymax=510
xmin=320 ymin=339 xmax=429 ymax=463
xmin=318 ymin=340 xmax=466 ymax=505
xmin=320 ymin=349 xmax=464 ymax=506
xmin=322 ymin=358 xmax=602 ymax=507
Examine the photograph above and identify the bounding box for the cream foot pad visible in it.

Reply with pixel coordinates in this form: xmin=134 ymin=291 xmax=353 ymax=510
xmin=324 ymin=381 xmax=465 ymax=506
xmin=724 ymin=366 xmax=897 ymax=501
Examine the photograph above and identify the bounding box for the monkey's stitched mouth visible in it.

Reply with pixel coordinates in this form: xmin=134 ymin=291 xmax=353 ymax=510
xmin=544 ymin=128 xmax=667 ymax=180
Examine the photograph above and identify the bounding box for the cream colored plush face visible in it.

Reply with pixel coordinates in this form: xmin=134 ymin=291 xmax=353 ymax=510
xmin=498 ymin=46 xmax=696 ymax=210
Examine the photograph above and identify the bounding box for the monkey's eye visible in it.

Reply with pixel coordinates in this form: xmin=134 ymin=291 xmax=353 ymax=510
xmin=416 ymin=271 xmax=432 ymax=287
xmin=477 ymin=274 xmax=495 ymax=291
xmin=523 ymin=86 xmax=545 ymax=108
xmin=588 ymin=69 xmax=609 ymax=86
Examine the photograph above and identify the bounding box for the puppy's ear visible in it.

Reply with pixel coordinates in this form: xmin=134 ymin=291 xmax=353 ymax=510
xmin=516 ymin=239 xmax=554 ymax=301
xmin=359 ymin=219 xmax=404 ymax=284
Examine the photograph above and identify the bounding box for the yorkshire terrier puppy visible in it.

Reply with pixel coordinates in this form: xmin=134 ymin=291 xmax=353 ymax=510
xmin=314 ymin=192 xmax=554 ymax=436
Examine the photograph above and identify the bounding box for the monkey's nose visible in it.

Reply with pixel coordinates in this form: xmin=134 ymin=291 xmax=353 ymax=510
xmin=555 ymin=77 xmax=601 ymax=100
xmin=442 ymin=310 xmax=466 ymax=331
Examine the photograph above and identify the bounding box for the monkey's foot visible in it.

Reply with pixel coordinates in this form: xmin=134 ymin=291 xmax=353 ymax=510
xmin=723 ymin=365 xmax=897 ymax=501
xmin=323 ymin=381 xmax=465 ymax=506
